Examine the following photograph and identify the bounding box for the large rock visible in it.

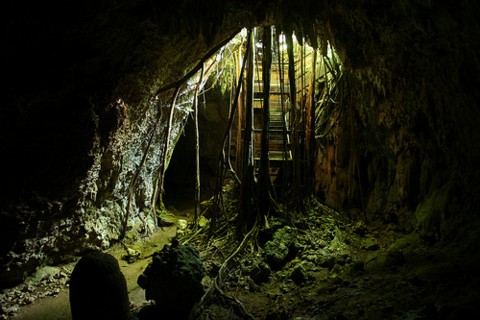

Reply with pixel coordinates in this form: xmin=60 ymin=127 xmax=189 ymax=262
xmin=137 ymin=241 xmax=204 ymax=319
xmin=264 ymin=227 xmax=299 ymax=269
xmin=69 ymin=251 xmax=136 ymax=320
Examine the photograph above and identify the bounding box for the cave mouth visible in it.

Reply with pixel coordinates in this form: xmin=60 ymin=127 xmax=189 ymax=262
xmin=163 ymin=26 xmax=338 ymax=213
xmin=2 ymin=1 xmax=480 ymax=317
xmin=163 ymin=116 xmax=198 ymax=211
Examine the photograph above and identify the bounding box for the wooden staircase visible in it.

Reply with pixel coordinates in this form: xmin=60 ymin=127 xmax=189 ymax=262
xmin=226 ymin=27 xmax=319 ymax=204
xmin=253 ymin=42 xmax=293 ymax=189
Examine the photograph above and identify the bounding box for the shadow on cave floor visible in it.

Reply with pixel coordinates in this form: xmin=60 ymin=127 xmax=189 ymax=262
xmin=7 ymin=223 xmax=180 ymax=320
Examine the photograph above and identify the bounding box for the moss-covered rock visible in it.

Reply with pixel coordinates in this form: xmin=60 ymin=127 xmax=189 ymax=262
xmin=137 ymin=241 xmax=204 ymax=318
xmin=264 ymin=227 xmax=299 ymax=269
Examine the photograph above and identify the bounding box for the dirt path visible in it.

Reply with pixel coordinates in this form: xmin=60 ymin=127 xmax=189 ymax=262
xmin=10 ymin=223 xmax=178 ymax=320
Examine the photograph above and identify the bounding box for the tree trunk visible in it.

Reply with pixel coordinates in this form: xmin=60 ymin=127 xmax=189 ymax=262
xmin=239 ymin=28 xmax=256 ymax=235
xmin=156 ymin=87 xmax=180 ymax=206
xmin=258 ymin=26 xmax=272 ymax=217
xmin=306 ymin=49 xmax=317 ymax=194
xmin=235 ymin=49 xmax=245 ymax=173
xmin=285 ymin=31 xmax=302 ymax=211
xmin=210 ymin=30 xmax=251 ymax=227
xmin=275 ymin=30 xmax=289 ymax=200
xmin=193 ymin=65 xmax=204 ymax=227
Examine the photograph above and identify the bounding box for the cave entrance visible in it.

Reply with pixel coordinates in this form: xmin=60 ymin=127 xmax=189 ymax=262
xmin=163 ymin=26 xmax=342 ymax=214
xmin=163 ymin=87 xmax=229 ymax=211
xmin=163 ymin=118 xmax=196 ymax=211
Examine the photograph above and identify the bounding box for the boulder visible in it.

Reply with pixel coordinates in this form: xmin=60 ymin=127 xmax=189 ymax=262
xmin=69 ymin=251 xmax=136 ymax=320
xmin=264 ymin=227 xmax=299 ymax=268
xmin=137 ymin=241 xmax=204 ymax=319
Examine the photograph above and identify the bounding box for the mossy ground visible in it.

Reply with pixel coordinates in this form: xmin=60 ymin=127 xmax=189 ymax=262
xmin=4 ymin=190 xmax=479 ymax=320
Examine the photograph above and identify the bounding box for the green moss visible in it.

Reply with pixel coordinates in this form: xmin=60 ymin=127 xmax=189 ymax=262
xmin=414 ymin=185 xmax=449 ymax=243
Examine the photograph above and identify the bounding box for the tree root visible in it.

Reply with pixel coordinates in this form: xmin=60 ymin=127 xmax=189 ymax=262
xmin=189 ymin=220 xmax=259 ymax=320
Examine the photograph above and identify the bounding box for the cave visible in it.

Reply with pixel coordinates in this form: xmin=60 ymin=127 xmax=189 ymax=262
xmin=1 ymin=1 xmax=480 ymax=319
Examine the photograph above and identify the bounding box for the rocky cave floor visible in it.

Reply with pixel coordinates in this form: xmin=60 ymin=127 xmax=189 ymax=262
xmin=1 ymin=185 xmax=480 ymax=320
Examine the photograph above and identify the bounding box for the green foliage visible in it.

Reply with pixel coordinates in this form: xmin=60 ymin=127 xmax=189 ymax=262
xmin=204 ymin=30 xmax=247 ymax=95
xmin=314 ymin=42 xmax=348 ymax=137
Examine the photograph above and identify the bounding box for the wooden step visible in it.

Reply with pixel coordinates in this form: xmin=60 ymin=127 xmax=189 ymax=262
xmin=253 ymin=100 xmax=289 ymax=110
xmin=252 ymin=139 xmax=291 ymax=148
xmin=254 ymin=92 xmax=288 ymax=99
xmin=254 ymin=83 xmax=289 ymax=93
xmin=254 ymin=150 xmax=292 ymax=162
xmin=253 ymin=128 xmax=291 ymax=134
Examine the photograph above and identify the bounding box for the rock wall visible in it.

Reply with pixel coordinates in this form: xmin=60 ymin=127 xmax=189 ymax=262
xmin=312 ymin=0 xmax=480 ymax=248
xmin=0 ymin=0 xmax=239 ymax=286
